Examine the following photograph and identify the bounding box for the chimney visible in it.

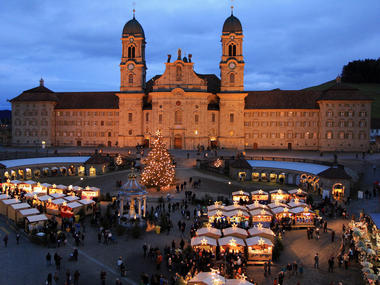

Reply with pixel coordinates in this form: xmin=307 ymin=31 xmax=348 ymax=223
xmin=39 ymin=78 xmax=44 ymax=87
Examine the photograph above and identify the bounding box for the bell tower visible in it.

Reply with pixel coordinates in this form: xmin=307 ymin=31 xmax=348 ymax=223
xmin=219 ymin=7 xmax=244 ymax=92
xmin=120 ymin=10 xmax=146 ymax=92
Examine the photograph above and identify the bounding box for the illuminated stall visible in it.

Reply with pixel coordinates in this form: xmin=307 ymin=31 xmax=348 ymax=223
xmin=37 ymin=195 xmax=52 ymax=206
xmin=290 ymin=207 xmax=316 ymax=227
xmin=25 ymin=214 xmax=48 ymax=233
xmin=252 ymin=172 xmax=260 ymax=182
xmin=46 ymin=198 xmax=66 ymax=215
xmin=207 ymin=202 xmax=224 ymax=212
xmin=223 ymin=203 xmax=248 ymax=212
xmin=332 ymin=183 xmax=345 ymax=200
xmin=222 ymin=224 xmax=249 ymax=239
xmin=288 ymin=188 xmax=308 ymax=201
xmin=246 ymin=236 xmax=273 ymax=262
xmin=272 ymin=206 xmax=293 ymax=222
xmin=25 ymin=168 xmax=33 ymax=180
xmin=195 ymin=226 xmax=222 ymax=239
xmin=191 ymin=236 xmax=218 ymax=253
xmin=50 ymin=193 xmax=66 ymax=199
xmin=287 ymin=198 xmax=308 ymax=209
xmin=246 ymin=201 xmax=270 ymax=212
xmin=224 ymin=209 xmax=250 ymax=226
xmin=81 ymin=186 xmax=100 ymax=200
xmin=267 ymin=200 xmax=288 ymax=209
xmin=251 ymin=190 xmax=269 ymax=204
xmin=37 ymin=183 xmax=52 ymax=194
xmin=250 ymin=209 xmax=273 ymax=227
xmin=61 ymin=201 xmax=83 ymax=218
xmin=208 ymin=210 xmax=226 ymax=224
xmin=8 ymin=202 xmax=30 ymax=221
xmin=0 ymin=198 xmax=20 ymax=216
xmin=64 ymin=195 xmax=80 ymax=203
xmin=218 ymin=236 xmax=246 ymax=253
xmin=18 ymin=180 xmax=36 ymax=192
xmin=232 ymin=190 xmax=250 ymax=203
xmin=78 ymin=199 xmax=96 ymax=215
xmin=269 ymin=189 xmax=289 ymax=203
xmin=16 ymin=208 xmax=40 ymax=224
xmin=248 ymin=224 xmax=276 ymax=241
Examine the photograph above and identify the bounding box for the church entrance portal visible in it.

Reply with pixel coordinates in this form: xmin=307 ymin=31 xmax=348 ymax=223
xmin=174 ymin=136 xmax=182 ymax=149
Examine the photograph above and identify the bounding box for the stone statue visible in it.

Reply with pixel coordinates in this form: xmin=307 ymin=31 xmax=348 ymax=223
xmin=177 ymin=48 xmax=182 ymax=60
xmin=167 ymin=54 xmax=171 ymax=63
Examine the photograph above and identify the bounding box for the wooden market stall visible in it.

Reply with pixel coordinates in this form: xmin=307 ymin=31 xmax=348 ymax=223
xmin=248 ymin=225 xmax=276 ymax=241
xmin=50 ymin=193 xmax=66 ymax=199
xmin=251 ymin=190 xmax=269 ymax=204
xmin=208 ymin=210 xmax=227 ymax=224
xmin=250 ymin=209 xmax=273 ymax=227
xmin=290 ymin=207 xmax=316 ymax=228
xmin=16 ymin=208 xmax=40 ymax=224
xmin=191 ymin=236 xmax=218 ymax=253
xmin=78 ymin=199 xmax=96 ymax=215
xmin=224 ymin=209 xmax=250 ymax=226
xmin=25 ymin=214 xmax=48 ymax=233
xmin=267 ymin=201 xmax=288 ymax=209
xmin=18 ymin=180 xmax=36 ymax=192
xmin=232 ymin=190 xmax=250 ymax=203
xmin=246 ymin=200 xmax=269 ymax=211
xmin=246 ymin=236 xmax=273 ymax=263
xmin=223 ymin=203 xmax=248 ymax=212
xmin=36 ymin=195 xmax=52 ymax=207
xmin=32 ymin=182 xmax=50 ymax=194
xmin=61 ymin=201 xmax=84 ymax=218
xmin=64 ymin=195 xmax=80 ymax=203
xmin=222 ymin=225 xmax=249 ymax=239
xmin=46 ymin=198 xmax=66 ymax=215
xmin=288 ymin=188 xmax=308 ymax=201
xmin=0 ymin=198 xmax=20 ymax=216
xmin=81 ymin=186 xmax=100 ymax=200
xmin=8 ymin=202 xmax=31 ymax=222
xmin=272 ymin=206 xmax=293 ymax=222
xmin=218 ymin=236 xmax=246 ymax=253
xmin=269 ymin=189 xmax=289 ymax=203
xmin=287 ymin=199 xmax=308 ymax=209
xmin=0 ymin=194 xmax=10 ymax=201
xmin=195 ymin=226 xmax=222 ymax=239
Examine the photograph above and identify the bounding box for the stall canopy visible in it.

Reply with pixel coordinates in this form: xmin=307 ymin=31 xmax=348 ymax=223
xmin=271 ymin=207 xmax=290 ymax=215
xmin=247 ymin=160 xmax=329 ymax=175
xmin=222 ymin=226 xmax=249 ymax=238
xmin=245 ymin=236 xmax=274 ymax=247
xmin=288 ymin=189 xmax=308 ymax=196
xmin=0 ymin=194 xmax=10 ymax=200
xmin=19 ymin=208 xmax=40 ymax=216
xmin=11 ymin=203 xmax=30 ymax=211
xmin=51 ymin=198 xmax=66 ymax=206
xmin=26 ymin=214 xmax=48 ymax=223
xmin=207 ymin=204 xmax=224 ymax=212
xmin=224 ymin=210 xmax=250 ymax=218
xmin=287 ymin=200 xmax=308 ymax=208
xmin=50 ymin=193 xmax=66 ymax=199
xmin=290 ymin=207 xmax=314 ymax=215
xmin=0 ymin=156 xmax=91 ymax=168
xmin=218 ymin=236 xmax=246 ymax=247
xmin=38 ymin=195 xmax=52 ymax=202
xmin=3 ymin=198 xmax=20 ymax=205
xmin=188 ymin=272 xmax=224 ymax=285
xmin=246 ymin=201 xmax=269 ymax=211
xmin=78 ymin=199 xmax=96 ymax=205
xmin=268 ymin=202 xmax=288 ymax=209
xmin=196 ymin=227 xmax=222 ymax=238
xmin=249 ymin=209 xmax=273 ymax=217
xmin=248 ymin=226 xmax=276 ymax=239
xmin=64 ymin=196 xmax=80 ymax=202
xmin=223 ymin=204 xmax=248 ymax=212
xmin=191 ymin=236 xmax=218 ymax=247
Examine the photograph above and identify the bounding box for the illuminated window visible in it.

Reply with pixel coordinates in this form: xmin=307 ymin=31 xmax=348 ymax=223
xmin=326 ymin=131 xmax=333 ymax=139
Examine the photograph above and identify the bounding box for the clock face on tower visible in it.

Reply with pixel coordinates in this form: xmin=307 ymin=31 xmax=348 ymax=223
xmin=127 ymin=64 xmax=134 ymax=70
xmin=129 ymin=38 xmax=134 ymax=43
xmin=228 ymin=62 xmax=236 ymax=69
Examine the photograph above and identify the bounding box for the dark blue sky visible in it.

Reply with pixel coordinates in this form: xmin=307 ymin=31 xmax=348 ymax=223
xmin=1 ymin=0 xmax=379 ymax=109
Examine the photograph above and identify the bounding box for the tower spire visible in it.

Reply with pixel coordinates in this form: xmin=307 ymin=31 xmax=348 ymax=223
xmin=231 ymin=0 xmax=234 ymax=15
xmin=132 ymin=1 xmax=136 ymax=18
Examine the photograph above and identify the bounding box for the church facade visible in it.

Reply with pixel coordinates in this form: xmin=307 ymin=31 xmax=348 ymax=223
xmin=10 ymin=13 xmax=372 ymax=151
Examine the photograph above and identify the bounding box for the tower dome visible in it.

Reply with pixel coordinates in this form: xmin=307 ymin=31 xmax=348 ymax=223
xmin=222 ymin=14 xmax=243 ymax=34
xmin=122 ymin=16 xmax=145 ymax=38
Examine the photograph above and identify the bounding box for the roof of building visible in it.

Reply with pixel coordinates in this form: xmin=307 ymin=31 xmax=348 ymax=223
xmin=55 ymin=92 xmax=119 ymax=109
xmin=222 ymin=14 xmax=243 ymax=34
xmin=122 ymin=16 xmax=145 ymax=39
xmin=0 ymin=156 xmax=91 ymax=168
xmin=10 ymin=85 xmax=59 ymax=103
xmin=318 ymin=83 xmax=373 ymax=101
xmin=247 ymin=160 xmax=330 ymax=175
xmin=245 ymin=90 xmax=321 ymax=109
xmin=317 ymin=166 xmax=352 ymax=180
xmin=229 ymin=159 xmax=252 ymax=169
xmin=85 ymin=154 xmax=111 ymax=165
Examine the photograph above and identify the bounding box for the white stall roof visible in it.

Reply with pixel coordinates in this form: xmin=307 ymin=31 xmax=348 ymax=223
xmin=246 ymin=236 xmax=273 ymax=246
xmin=218 ymin=236 xmax=245 ymax=247
xmin=196 ymin=227 xmax=222 ymax=237
xmin=232 ymin=190 xmax=250 ymax=196
xmin=64 ymin=196 xmax=80 ymax=202
xmin=66 ymin=201 xmax=83 ymax=209
xmin=10 ymin=203 xmax=30 ymax=210
xmin=0 ymin=156 xmax=91 ymax=168
xmin=40 ymin=183 xmax=52 ymax=188
xmin=288 ymin=189 xmax=308 ymax=195
xmin=248 ymin=227 xmax=275 ymax=237
xmin=250 ymin=209 xmax=273 ymax=216
xmin=79 ymin=199 xmax=95 ymax=205
xmin=27 ymin=214 xmax=48 ymax=223
xmin=222 ymin=227 xmax=249 ymax=237
xmin=38 ymin=195 xmax=52 ymax=202
xmin=2 ymin=198 xmax=20 ymax=205
xmin=248 ymin=160 xmax=329 ymax=175
xmin=51 ymin=198 xmax=66 ymax=205
xmin=56 ymin=184 xmax=67 ymax=190
xmin=50 ymin=193 xmax=66 ymax=199
xmin=207 ymin=204 xmax=224 ymax=212
xmin=246 ymin=203 xmax=269 ymax=211
xmin=191 ymin=236 xmax=218 ymax=247
xmin=19 ymin=208 xmax=40 ymax=216
xmin=0 ymin=194 xmax=10 ymax=200
xmin=24 ymin=180 xmax=37 ymax=185
xmin=223 ymin=204 xmax=248 ymax=212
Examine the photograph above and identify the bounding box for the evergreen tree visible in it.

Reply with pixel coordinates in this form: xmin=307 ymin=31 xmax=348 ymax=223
xmin=141 ymin=131 xmax=175 ymax=191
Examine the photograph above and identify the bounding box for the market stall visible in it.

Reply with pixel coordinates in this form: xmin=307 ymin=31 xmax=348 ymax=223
xmin=207 ymin=202 xmax=224 ymax=212
xmin=269 ymin=189 xmax=289 ymax=203
xmin=267 ymin=200 xmax=288 ymax=209
xmin=64 ymin=195 xmax=80 ymax=202
xmin=81 ymin=186 xmax=100 ymax=200
xmin=195 ymin=226 xmax=222 ymax=239
xmin=208 ymin=210 xmax=227 ymax=224
xmin=251 ymin=190 xmax=269 ymax=204
xmin=188 ymin=272 xmax=225 ymax=285
xmin=250 ymin=209 xmax=273 ymax=227
xmin=288 ymin=188 xmax=308 ymax=201
xmin=245 ymin=236 xmax=273 ymax=262
xmin=218 ymin=236 xmax=246 ymax=253
xmin=222 ymin=225 xmax=249 ymax=239
xmin=0 ymin=198 xmax=20 ymax=216
xmin=8 ymin=202 xmax=30 ymax=222
xmin=78 ymin=199 xmax=96 ymax=215
xmin=25 ymin=214 xmax=48 ymax=233
xmin=272 ymin=206 xmax=293 ymax=222
xmin=246 ymin=200 xmax=269 ymax=211
xmin=232 ymin=190 xmax=250 ymax=203
xmin=16 ymin=208 xmax=40 ymax=224
xmin=50 ymin=193 xmax=66 ymax=199
xmin=290 ymin=207 xmax=316 ymax=227
xmin=287 ymin=198 xmax=308 ymax=209
xmin=223 ymin=203 xmax=248 ymax=212
xmin=46 ymin=198 xmax=66 ymax=215
xmin=0 ymin=194 xmax=10 ymax=201
xmin=18 ymin=180 xmax=36 ymax=192
xmin=248 ymin=224 xmax=276 ymax=241
xmin=224 ymin=210 xmax=250 ymax=227
xmin=190 ymin=236 xmax=218 ymax=253
xmin=37 ymin=195 xmax=52 ymax=207
xmin=32 ymin=182 xmax=50 ymax=194
xmin=61 ymin=201 xmax=84 ymax=218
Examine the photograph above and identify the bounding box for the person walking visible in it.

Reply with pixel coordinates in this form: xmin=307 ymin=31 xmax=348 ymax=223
xmin=73 ymin=270 xmax=80 ymax=285
xmin=314 ymin=253 xmax=319 ymax=269
xmin=331 ymin=230 xmax=335 ymax=242
xmin=46 ymin=252 xmax=52 ymax=266
xmin=3 ymin=234 xmax=8 ymax=247
xmin=16 ymin=233 xmax=20 ymax=245
xmin=46 ymin=273 xmax=53 ymax=285
xmin=53 ymin=271 xmax=59 ymax=285
xmin=143 ymin=243 xmax=147 ymax=258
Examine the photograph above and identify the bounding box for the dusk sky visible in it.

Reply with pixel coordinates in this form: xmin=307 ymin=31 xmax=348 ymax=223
xmin=0 ymin=0 xmax=379 ymax=109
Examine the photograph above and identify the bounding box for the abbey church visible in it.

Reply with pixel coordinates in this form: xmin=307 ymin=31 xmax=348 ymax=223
xmin=10 ymin=12 xmax=372 ymax=151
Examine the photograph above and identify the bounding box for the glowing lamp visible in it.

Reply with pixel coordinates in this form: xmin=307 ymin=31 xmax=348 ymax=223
xmin=200 ymin=238 xmax=208 ymax=245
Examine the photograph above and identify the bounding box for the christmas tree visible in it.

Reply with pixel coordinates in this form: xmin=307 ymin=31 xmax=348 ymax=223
xmin=141 ymin=131 xmax=175 ymax=191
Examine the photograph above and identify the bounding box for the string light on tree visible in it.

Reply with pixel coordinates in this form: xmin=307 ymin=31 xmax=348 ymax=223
xmin=140 ymin=130 xmax=175 ymax=191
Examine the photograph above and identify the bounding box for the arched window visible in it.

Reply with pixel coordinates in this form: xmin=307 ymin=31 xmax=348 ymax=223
xmin=128 ymin=46 xmax=135 ymax=58
xmin=176 ymin=65 xmax=182 ymax=81
xmin=175 ymin=110 xmax=182 ymax=124
xmin=228 ymin=44 xmax=236 ymax=56
xmin=128 ymin=74 xmax=133 ymax=84
xmin=230 ymin=73 xmax=235 ymax=84
xmin=194 ymin=114 xmax=199 ymax=124
xmin=145 ymin=113 xmax=149 ymax=122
